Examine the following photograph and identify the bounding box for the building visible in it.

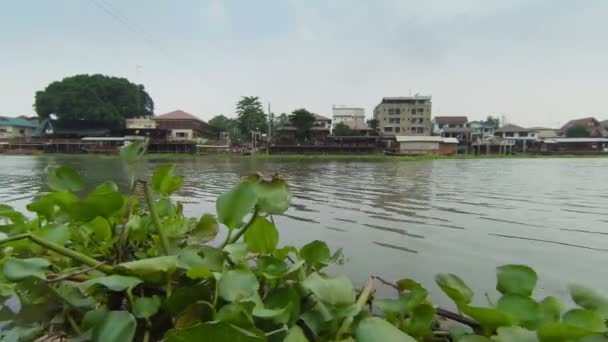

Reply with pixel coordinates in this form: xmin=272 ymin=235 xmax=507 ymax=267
xmin=125 ymin=117 xmax=168 ymax=139
xmin=539 ymin=138 xmax=608 ymax=154
xmin=373 ymin=96 xmax=432 ymax=136
xmin=559 ymin=117 xmax=605 ymax=137
xmin=529 ymin=127 xmax=558 ymax=140
xmin=332 ymin=106 xmax=367 ymax=131
xmin=432 ymin=116 xmax=472 ymax=146
xmin=153 ymin=110 xmax=212 ymax=141
xmin=495 ymin=124 xmax=538 ymax=152
xmin=0 ymin=117 xmax=39 ymax=138
xmin=277 ymin=113 xmax=332 ymax=142
xmin=387 ymin=136 xmax=458 ymax=155
xmin=468 ymin=121 xmax=496 ymax=140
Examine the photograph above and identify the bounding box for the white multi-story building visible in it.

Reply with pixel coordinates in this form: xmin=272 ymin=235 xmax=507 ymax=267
xmin=332 ymin=106 xmax=367 ymax=131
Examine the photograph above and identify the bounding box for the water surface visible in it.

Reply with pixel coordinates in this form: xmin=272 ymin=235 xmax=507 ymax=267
xmin=1 ymin=155 xmax=607 ymax=305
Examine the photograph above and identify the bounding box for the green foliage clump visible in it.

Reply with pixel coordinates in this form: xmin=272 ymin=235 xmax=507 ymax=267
xmin=0 ymin=141 xmax=606 ymax=341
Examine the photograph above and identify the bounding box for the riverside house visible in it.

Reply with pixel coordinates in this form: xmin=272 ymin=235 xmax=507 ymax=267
xmin=153 ymin=110 xmax=213 ymax=141
xmin=494 ymin=124 xmax=538 ymax=152
xmin=0 ymin=116 xmax=39 ymax=138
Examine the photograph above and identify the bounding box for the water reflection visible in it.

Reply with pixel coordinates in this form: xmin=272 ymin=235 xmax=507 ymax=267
xmin=1 ymin=155 xmax=608 ymax=305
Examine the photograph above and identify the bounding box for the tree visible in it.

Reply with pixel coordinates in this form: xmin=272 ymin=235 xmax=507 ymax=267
xmin=289 ymin=108 xmax=316 ymax=141
xmin=565 ymin=125 xmax=590 ymax=138
xmin=34 ymin=74 xmax=153 ymax=129
xmin=484 ymin=116 xmax=500 ymax=129
xmin=273 ymin=113 xmax=290 ymax=129
xmin=236 ymin=96 xmax=267 ymax=140
xmin=333 ymin=122 xmax=357 ymax=136
xmin=208 ymin=115 xmax=232 ymax=138
xmin=367 ymin=119 xmax=379 ymax=135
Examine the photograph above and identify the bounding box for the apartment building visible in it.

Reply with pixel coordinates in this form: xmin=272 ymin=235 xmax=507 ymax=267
xmin=373 ymin=96 xmax=432 ymax=136
xmin=332 ymin=106 xmax=366 ymax=130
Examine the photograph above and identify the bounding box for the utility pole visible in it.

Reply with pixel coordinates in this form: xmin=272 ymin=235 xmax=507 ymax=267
xmin=267 ymin=102 xmax=272 ymax=155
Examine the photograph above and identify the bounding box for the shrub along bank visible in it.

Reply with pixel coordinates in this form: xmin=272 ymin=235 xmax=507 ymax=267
xmin=0 ymin=142 xmax=606 ymax=341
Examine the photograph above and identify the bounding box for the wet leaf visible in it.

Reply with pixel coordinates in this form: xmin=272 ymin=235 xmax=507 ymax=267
xmin=285 ymin=325 xmax=308 ymax=342
xmin=82 ymin=217 xmax=112 ymax=244
xmin=496 ymin=295 xmax=541 ymax=328
xmin=92 ymin=310 xmax=136 ymax=342
xmin=216 ymin=181 xmax=257 ymax=229
xmin=496 ymin=265 xmax=537 ymax=297
xmin=48 ymin=165 xmax=84 ymax=192
xmin=77 ymin=182 xmax=124 ymax=221
xmin=569 ymin=284 xmax=608 ymax=318
xmin=120 ymin=141 xmax=146 ymax=164
xmin=537 ymin=322 xmax=599 ymax=341
xmin=80 ymin=275 xmax=142 ymax=292
xmin=133 ymin=295 xmax=162 ymax=318
xmin=34 ymin=223 xmax=70 ymax=246
xmin=3 ymin=258 xmax=50 ymax=281
xmin=562 ymin=309 xmax=606 ymax=333
xmin=244 ymin=216 xmax=278 ymax=253
xmin=539 ymin=296 xmax=564 ymax=323
xmin=493 ymin=326 xmax=538 ymax=342
xmin=219 ymin=269 xmax=259 ymax=302
xmin=26 ymin=195 xmax=58 ymax=220
xmin=400 ymin=286 xmax=429 ymax=312
xmin=302 ymin=272 xmax=355 ymax=306
xmin=461 ymin=305 xmax=513 ymax=335
xmin=245 ymin=175 xmax=291 ymax=214
xmin=435 ymin=273 xmax=474 ymax=305
xmin=190 ymin=214 xmax=218 ymax=244
xmin=152 ymin=164 xmax=183 ymax=196
xmin=355 ymin=317 xmax=416 ymax=342
xmin=403 ymin=303 xmax=435 ymax=338
xmin=300 ymin=240 xmax=330 ymax=269
xmin=116 ymin=256 xmax=177 ymax=283
xmin=164 ymin=322 xmax=264 ymax=342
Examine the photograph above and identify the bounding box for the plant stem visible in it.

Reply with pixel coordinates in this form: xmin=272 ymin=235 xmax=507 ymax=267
xmin=336 ymin=277 xmax=374 ymax=340
xmin=0 ymin=234 xmax=114 ymax=274
xmin=220 ymin=229 xmax=233 ymax=249
xmin=228 ymin=209 xmax=258 ymax=245
xmin=117 ymin=179 xmax=139 ymax=261
xmin=66 ymin=311 xmax=81 ymax=335
xmin=141 ymin=181 xmax=170 ymax=256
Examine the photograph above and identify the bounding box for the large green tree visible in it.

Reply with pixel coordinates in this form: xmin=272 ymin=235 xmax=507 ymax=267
xmin=208 ymin=114 xmax=244 ymax=144
xmin=485 ymin=116 xmax=501 ymax=129
xmin=34 ymin=74 xmax=153 ymax=129
xmin=333 ymin=122 xmax=357 ymax=136
xmin=289 ymin=108 xmax=315 ymax=141
xmin=565 ymin=125 xmax=590 ymax=138
xmin=236 ymin=96 xmax=267 ymax=140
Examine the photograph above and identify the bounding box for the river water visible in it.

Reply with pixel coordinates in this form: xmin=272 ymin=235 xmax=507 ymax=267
xmin=1 ymin=155 xmax=607 ymax=306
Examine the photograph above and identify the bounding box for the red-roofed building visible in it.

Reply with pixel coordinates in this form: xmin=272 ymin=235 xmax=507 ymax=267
xmin=154 ymin=110 xmax=212 ymax=140
xmin=559 ymin=117 xmax=604 ymax=137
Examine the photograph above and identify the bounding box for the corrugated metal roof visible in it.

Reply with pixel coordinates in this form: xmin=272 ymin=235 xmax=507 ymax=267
xmin=395 ymin=136 xmax=458 ymax=144
xmin=434 ymin=116 xmax=468 ymax=125
xmin=0 ymin=117 xmax=39 ymax=128
xmin=544 ymin=138 xmax=608 ymax=143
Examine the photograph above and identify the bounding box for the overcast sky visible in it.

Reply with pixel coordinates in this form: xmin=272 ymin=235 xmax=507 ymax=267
xmin=1 ymin=0 xmax=607 ymax=127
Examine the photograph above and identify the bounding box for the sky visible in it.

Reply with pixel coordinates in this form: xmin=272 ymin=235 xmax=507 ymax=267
xmin=1 ymin=0 xmax=607 ymax=127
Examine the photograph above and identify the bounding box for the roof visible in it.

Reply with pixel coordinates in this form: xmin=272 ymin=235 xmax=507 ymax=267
xmin=434 ymin=116 xmax=468 ymax=125
xmin=559 ymin=117 xmax=599 ymax=130
xmin=312 ymin=113 xmax=331 ymax=121
xmin=442 ymin=127 xmax=474 ymax=133
xmin=528 ymin=127 xmax=556 ymax=130
xmin=382 ymin=96 xmax=432 ymax=101
xmin=495 ymin=124 xmax=531 ymax=133
xmin=0 ymin=117 xmax=39 ymax=128
xmin=544 ymin=138 xmax=608 ymax=144
xmin=155 ymin=110 xmax=202 ymax=121
xmin=395 ymin=136 xmax=458 ymax=144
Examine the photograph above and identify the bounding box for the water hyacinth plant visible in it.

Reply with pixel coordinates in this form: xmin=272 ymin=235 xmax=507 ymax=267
xmin=0 ymin=142 xmax=606 ymax=341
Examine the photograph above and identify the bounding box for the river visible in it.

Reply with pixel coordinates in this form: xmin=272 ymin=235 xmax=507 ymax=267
xmin=1 ymin=155 xmax=607 ymax=306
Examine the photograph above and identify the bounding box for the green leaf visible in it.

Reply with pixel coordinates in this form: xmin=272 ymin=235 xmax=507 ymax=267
xmin=216 ymin=181 xmax=258 ymax=229
xmin=569 ymin=284 xmax=608 ymax=318
xmin=461 ymin=305 xmax=513 ymax=335
xmin=190 ymin=214 xmax=219 ymax=244
xmin=133 ymin=295 xmax=162 ymax=319
xmin=175 ymin=301 xmax=214 ymax=329
xmin=34 ymin=223 xmax=70 ymax=246
xmin=92 ymin=310 xmax=136 ymax=342
xmin=562 ymin=309 xmax=606 ymax=333
xmin=493 ymin=326 xmax=538 ymax=342
xmin=244 ymin=216 xmax=278 ymax=254
xmin=300 ymin=240 xmax=330 ymax=269
xmin=215 ymin=302 xmax=255 ymax=328
xmin=116 ymin=256 xmax=177 ymax=283
xmin=435 ymin=273 xmax=474 ymax=305
xmin=83 ymin=217 xmax=112 ymax=244
xmin=219 ymin=269 xmax=260 ymax=302
xmin=302 ymin=272 xmax=356 ymax=307
xmin=245 ymin=174 xmax=291 ymax=214
xmin=166 ymin=283 xmax=214 ymax=316
xmin=76 ymin=182 xmax=124 ymax=221
xmin=355 ymin=317 xmax=416 ymax=342
xmin=285 ymin=325 xmax=308 ymax=342
xmin=120 ymin=141 xmax=146 ymax=164
xmin=375 ymin=298 xmax=404 ymax=315
xmin=272 ymin=245 xmax=298 ymax=260
xmin=81 ymin=307 xmax=109 ymax=331
xmin=537 ymin=322 xmax=599 ymax=342
xmin=54 ymin=284 xmax=96 ymax=308
xmin=225 ymin=242 xmax=249 ymax=263
xmin=27 ymin=194 xmax=58 ymax=220
xmin=397 ymin=278 xmax=422 ymax=292
xmin=539 ymin=296 xmax=564 ymax=323
xmin=400 ymin=286 xmax=429 ymax=312
xmin=256 ymin=256 xmax=288 ymax=279
xmin=156 ymin=198 xmax=176 ymax=218
xmin=176 ymin=246 xmax=214 ymax=279
xmin=496 ymin=265 xmax=537 ymax=297
xmin=80 ymin=275 xmax=142 ymax=292
xmin=264 ymin=286 xmax=301 ymax=324
xmin=459 ymin=336 xmax=493 ymax=342
xmin=496 ymin=295 xmax=541 ymax=328
xmin=403 ymin=303 xmax=435 ymax=338
xmin=152 ymin=164 xmax=183 ymax=196
xmin=126 ymin=215 xmax=146 ymax=242
xmin=3 ymin=258 xmax=50 ymax=281
xmin=164 ymin=322 xmax=264 ymax=342
xmin=47 ymin=165 xmax=84 ymax=192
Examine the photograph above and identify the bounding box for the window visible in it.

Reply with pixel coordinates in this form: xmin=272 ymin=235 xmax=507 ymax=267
xmin=388 ymin=118 xmax=400 ymax=124
xmin=0 ymin=128 xmax=7 ymax=133
xmin=395 ymin=127 xmax=400 ymax=133
xmin=176 ymin=132 xmax=187 ymax=138
xmin=417 ymin=127 xmax=424 ymax=133
xmin=388 ymin=108 xmax=400 ymax=115
xmin=19 ymin=129 xmax=25 ymax=134
xmin=411 ymin=109 xmax=416 ymax=115
xmin=383 ymin=127 xmax=393 ymax=132
xmin=417 ymin=108 xmax=424 ymax=113
xmin=519 ymin=132 xmax=528 ymax=137
xmin=411 ymin=127 xmax=416 ymax=133
xmin=505 ymin=132 xmax=514 ymax=137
